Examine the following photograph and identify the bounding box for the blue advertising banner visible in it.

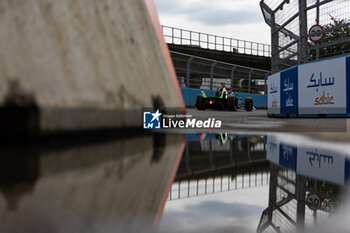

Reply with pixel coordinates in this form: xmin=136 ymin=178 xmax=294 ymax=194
xmin=345 ymin=159 xmax=350 ymax=183
xmin=346 ymin=57 xmax=350 ymax=114
xmin=281 ymin=67 xmax=298 ymax=114
xmin=268 ymin=55 xmax=350 ymax=117
xmin=267 ymin=73 xmax=281 ymax=114
xmin=279 ymin=144 xmax=297 ymax=171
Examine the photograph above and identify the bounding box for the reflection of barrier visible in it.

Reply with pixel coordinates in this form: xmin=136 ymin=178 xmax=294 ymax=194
xmin=266 ymin=136 xmax=350 ymax=185
xmin=257 ymin=135 xmax=349 ymax=233
xmin=268 ymin=55 xmax=350 ymax=117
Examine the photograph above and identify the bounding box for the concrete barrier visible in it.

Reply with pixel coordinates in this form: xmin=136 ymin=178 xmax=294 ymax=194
xmin=0 ymin=0 xmax=184 ymax=136
xmin=181 ymin=88 xmax=267 ymax=108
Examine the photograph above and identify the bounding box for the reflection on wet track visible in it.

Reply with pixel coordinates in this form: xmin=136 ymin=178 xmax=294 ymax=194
xmin=0 ymin=134 xmax=185 ymax=233
xmin=161 ymin=133 xmax=350 ymax=233
xmin=169 ymin=134 xmax=269 ymax=200
xmin=0 ymin=133 xmax=349 ymax=233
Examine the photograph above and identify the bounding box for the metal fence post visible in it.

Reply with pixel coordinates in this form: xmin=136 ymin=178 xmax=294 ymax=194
xmin=299 ymin=0 xmax=308 ymax=64
xmin=209 ymin=139 xmax=214 ymax=169
xmin=185 ymin=141 xmax=191 ymax=173
xmin=190 ymin=31 xmax=192 ymax=45
xmin=199 ymin=32 xmax=201 ymax=47
xmin=229 ymin=139 xmax=235 ymax=166
xmin=186 ymin=56 xmax=195 ymax=87
xmin=215 ymin=36 xmax=217 ymax=50
xmin=263 ymin=44 xmax=265 ymax=56
xmin=172 ymin=27 xmax=174 ymax=44
xmin=296 ymin=175 xmax=306 ymax=231
xmin=222 ymin=37 xmax=224 ymax=51
xmin=207 ymin=34 xmax=209 ymax=49
xmin=187 ymin=179 xmax=190 ymax=197
xmin=248 ymin=70 xmax=253 ymax=93
xmin=316 ymin=0 xmax=320 ymax=60
xmin=180 ymin=29 xmax=183 ymax=45
xmin=264 ymin=73 xmax=269 ymax=94
xmin=210 ymin=61 xmax=217 ymax=90
xmin=231 ymin=66 xmax=237 ymax=91
xmin=271 ymin=13 xmax=279 ymax=73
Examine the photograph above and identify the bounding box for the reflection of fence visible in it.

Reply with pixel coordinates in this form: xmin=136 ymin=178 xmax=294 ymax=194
xmin=170 ymin=51 xmax=270 ymax=93
xmin=261 ymin=0 xmax=350 ymax=73
xmin=257 ymin=164 xmax=338 ymax=233
xmin=169 ymin=135 xmax=268 ymax=201
xmin=162 ymin=25 xmax=271 ymax=57
xmin=168 ymin=171 xmax=269 ymax=201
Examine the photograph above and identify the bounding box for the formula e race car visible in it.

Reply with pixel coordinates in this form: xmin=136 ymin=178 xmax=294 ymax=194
xmin=195 ymin=86 xmax=253 ymax=111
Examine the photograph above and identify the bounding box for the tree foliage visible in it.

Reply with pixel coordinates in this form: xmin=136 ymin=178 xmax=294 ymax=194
xmin=309 ymin=16 xmax=350 ymax=60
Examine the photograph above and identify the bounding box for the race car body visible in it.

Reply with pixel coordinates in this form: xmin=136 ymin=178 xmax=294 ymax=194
xmin=195 ymin=86 xmax=253 ymax=111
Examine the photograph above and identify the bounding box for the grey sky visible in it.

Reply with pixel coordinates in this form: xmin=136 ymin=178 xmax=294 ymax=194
xmin=159 ymin=186 xmax=269 ymax=233
xmin=160 ymin=202 xmax=262 ymax=233
xmin=154 ymin=0 xmax=271 ymax=44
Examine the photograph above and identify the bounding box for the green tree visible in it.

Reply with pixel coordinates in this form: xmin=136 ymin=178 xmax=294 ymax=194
xmin=309 ymin=16 xmax=350 ymax=60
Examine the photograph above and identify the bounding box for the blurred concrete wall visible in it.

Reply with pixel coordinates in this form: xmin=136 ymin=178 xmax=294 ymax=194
xmin=0 ymin=0 xmax=184 ymax=134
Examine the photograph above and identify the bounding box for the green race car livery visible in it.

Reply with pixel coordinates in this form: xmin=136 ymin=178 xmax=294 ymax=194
xmin=195 ymin=86 xmax=253 ymax=111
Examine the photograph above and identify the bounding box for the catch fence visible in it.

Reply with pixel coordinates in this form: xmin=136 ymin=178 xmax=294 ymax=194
xmin=162 ymin=25 xmax=271 ymax=57
xmin=261 ymin=0 xmax=350 ymax=73
xmin=170 ymin=51 xmax=270 ymax=94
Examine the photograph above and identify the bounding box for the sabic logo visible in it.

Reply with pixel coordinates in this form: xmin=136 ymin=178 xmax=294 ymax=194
xmin=314 ymin=90 xmax=335 ymax=105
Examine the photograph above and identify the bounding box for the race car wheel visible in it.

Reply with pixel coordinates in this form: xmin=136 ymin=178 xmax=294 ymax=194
xmin=196 ymin=95 xmax=206 ymax=110
xmin=245 ymin=97 xmax=253 ymax=111
xmin=227 ymin=96 xmax=237 ymax=111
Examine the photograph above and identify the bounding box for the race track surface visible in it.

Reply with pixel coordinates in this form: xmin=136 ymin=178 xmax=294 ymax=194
xmin=185 ymin=108 xmax=350 ymax=142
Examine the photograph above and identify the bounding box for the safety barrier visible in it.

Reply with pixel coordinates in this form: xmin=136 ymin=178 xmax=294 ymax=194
xmin=268 ymin=54 xmax=350 ymax=117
